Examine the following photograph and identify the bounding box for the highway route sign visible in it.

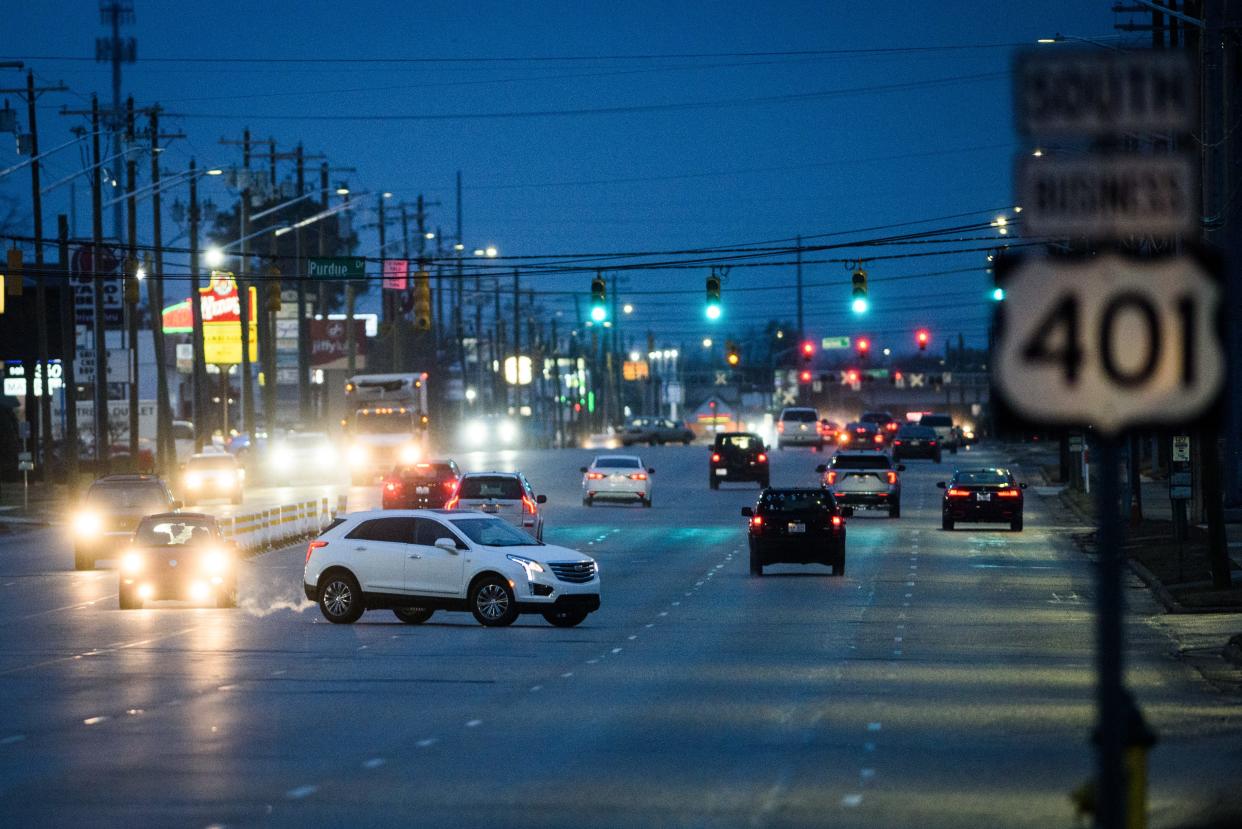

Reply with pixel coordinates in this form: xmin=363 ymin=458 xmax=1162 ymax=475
xmin=993 ymin=253 xmax=1225 ymax=435
xmin=1171 ymin=435 xmax=1190 ymax=463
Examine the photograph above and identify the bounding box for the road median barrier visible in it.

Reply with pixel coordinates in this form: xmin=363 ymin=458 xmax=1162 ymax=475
xmin=218 ymin=496 xmax=347 ymax=556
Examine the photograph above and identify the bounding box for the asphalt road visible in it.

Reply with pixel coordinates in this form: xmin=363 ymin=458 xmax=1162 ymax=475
xmin=1 ymin=443 xmax=1240 ymax=827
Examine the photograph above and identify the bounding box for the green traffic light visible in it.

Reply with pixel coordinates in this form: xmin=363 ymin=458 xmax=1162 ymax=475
xmin=991 ymin=287 xmax=1005 ymax=302
xmin=705 ymin=303 xmax=721 ymax=320
xmin=851 ymin=297 xmax=869 ymax=315
xmin=590 ymin=305 xmax=607 ymax=322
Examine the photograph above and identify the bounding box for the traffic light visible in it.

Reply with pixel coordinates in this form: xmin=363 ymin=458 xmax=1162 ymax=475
xmin=916 ymin=329 xmax=930 ymax=351
xmin=123 ymin=257 xmax=141 ymax=305
xmin=265 ymin=265 xmax=282 ymax=313
xmin=705 ymin=274 xmax=722 ymax=320
xmin=991 ymin=287 xmax=1006 ymax=302
xmin=5 ymin=247 xmax=22 ymax=297
xmin=851 ymin=267 xmax=868 ymax=314
xmin=799 ymin=369 xmax=812 ymax=383
xmin=855 ymin=337 xmax=870 ymax=359
xmin=725 ymin=340 xmax=740 ymax=366
xmin=590 ymin=274 xmax=607 ymax=322
xmin=801 ymin=340 xmax=814 ymax=363
xmin=413 ymin=270 xmax=432 ymax=331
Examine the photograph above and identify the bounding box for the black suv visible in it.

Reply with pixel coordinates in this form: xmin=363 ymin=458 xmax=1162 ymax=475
xmin=742 ymin=488 xmax=850 ymax=577
xmin=71 ymin=474 xmax=181 ymax=570
xmin=710 ymin=432 xmax=769 ymax=489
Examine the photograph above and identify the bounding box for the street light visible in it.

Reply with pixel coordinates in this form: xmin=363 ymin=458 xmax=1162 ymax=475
xmin=485 ymin=245 xmax=498 ymax=258
xmin=203 ymin=245 xmax=225 ymax=269
xmin=623 ymin=303 xmax=633 ymax=314
xmin=702 ymin=338 xmax=713 ymax=348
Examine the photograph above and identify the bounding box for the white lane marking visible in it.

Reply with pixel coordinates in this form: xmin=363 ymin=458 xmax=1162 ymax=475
xmin=218 ymin=684 xmax=239 ymax=691
xmin=867 ymin=722 xmax=882 ymax=731
xmin=893 ymin=649 xmax=903 ymax=656
xmin=270 ymin=669 xmax=286 ymax=676
xmin=905 ymin=593 xmax=913 ymax=598
xmin=659 ymin=611 xmax=669 ymax=617
xmin=627 ymin=635 xmax=637 ymax=641
xmin=83 ymin=716 xmax=108 ymax=726
xmin=530 ymin=685 xmax=542 ymax=692
xmin=286 ymin=785 xmax=318 ymax=800
xmin=416 ymin=738 xmax=437 ymax=748
xmin=894 ymin=637 xmax=903 ymax=643
xmin=363 ymin=758 xmax=385 ymax=769
xmin=672 ymin=601 xmax=680 ymax=607
xmin=842 ymin=794 xmax=864 ymax=807
xmin=864 ymin=741 xmax=876 ymax=752
xmin=611 ymin=647 xmax=623 ymax=654
xmin=860 ymin=768 xmax=876 ymax=781
xmin=586 ymin=659 xmax=599 ymax=664
xmin=0 ymin=734 xmax=25 ymax=745
xmin=561 ymin=672 xmax=574 ymax=678
xmin=465 ymin=719 xmax=483 ymax=728
xmin=645 ymin=623 xmax=655 ymax=629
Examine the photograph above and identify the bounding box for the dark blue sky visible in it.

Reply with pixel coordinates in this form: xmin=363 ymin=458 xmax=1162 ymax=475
xmin=1 ymin=1 xmax=1123 ymax=350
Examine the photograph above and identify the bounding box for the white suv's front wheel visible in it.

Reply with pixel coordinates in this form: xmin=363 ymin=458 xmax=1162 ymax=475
xmin=319 ymin=572 xmax=364 ymax=624
xmin=470 ymin=576 xmax=518 ymax=627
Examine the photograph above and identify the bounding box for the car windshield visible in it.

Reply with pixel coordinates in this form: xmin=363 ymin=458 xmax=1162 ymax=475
xmin=846 ymin=422 xmax=873 ymax=432
xmin=187 ymin=456 xmax=236 ymax=470
xmin=921 ymin=415 xmax=952 ymax=427
xmin=759 ymin=491 xmax=832 ymax=512
xmin=459 ymin=476 xmax=523 ymax=499
xmin=86 ymin=484 xmax=168 ymax=510
xmin=955 ymin=470 xmax=1014 ymax=485
xmin=134 ymin=518 xmax=218 ymax=546
xmin=716 ymin=434 xmax=761 ymax=451
xmin=831 ymin=454 xmax=891 ymax=470
xmin=398 ymin=463 xmax=456 ymax=480
xmin=781 ymin=410 xmax=817 ymax=422
xmin=449 ymin=517 xmax=539 ymax=547
xmin=861 ymin=413 xmax=892 ymax=423
xmin=594 ymin=457 xmax=641 ymax=469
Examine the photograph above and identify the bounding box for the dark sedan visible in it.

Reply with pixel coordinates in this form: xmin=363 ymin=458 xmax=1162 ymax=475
xmin=742 ymin=488 xmax=850 ymax=577
xmin=118 ymin=513 xmax=238 ymax=609
xmin=382 ymin=459 xmax=462 ymax=509
xmin=892 ymin=424 xmax=942 ymax=462
xmin=938 ymin=468 xmax=1027 ymax=531
xmin=621 ymin=417 xmax=695 ymax=446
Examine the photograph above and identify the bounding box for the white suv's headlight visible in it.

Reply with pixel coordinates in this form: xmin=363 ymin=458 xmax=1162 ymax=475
xmin=506 ymin=554 xmax=545 ymax=580
xmin=73 ymin=510 xmax=102 ymax=537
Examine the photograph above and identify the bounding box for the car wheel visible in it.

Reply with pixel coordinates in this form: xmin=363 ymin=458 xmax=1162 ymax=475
xmin=216 ymin=584 xmax=238 ymax=608
xmin=835 ymin=553 xmax=846 ymax=577
xmin=749 ymin=551 xmax=763 ymax=577
xmin=934 ymin=452 xmax=942 ymax=463
xmin=710 ymin=477 xmax=719 ymax=490
xmin=942 ymin=516 xmax=954 ymax=531
xmin=470 ymin=576 xmax=518 ymax=627
xmin=318 ymin=571 xmax=364 ymax=624
xmin=394 ymin=607 xmax=434 ymax=624
xmin=642 ymin=495 xmax=652 ymax=508
xmin=683 ymin=439 xmax=692 ymax=446
xmin=889 ymin=502 xmax=901 ymax=519
xmin=760 ymin=478 xmax=769 ymax=489
xmin=1011 ymin=515 xmax=1023 ymax=532
xmin=950 ymin=445 xmax=958 ymax=455
xmin=542 ymin=608 xmax=588 ymax=628
xmin=118 ymin=585 xmax=141 ymax=610
xmin=582 ymin=496 xmax=593 ymax=507
xmin=74 ymin=549 xmax=94 ymax=571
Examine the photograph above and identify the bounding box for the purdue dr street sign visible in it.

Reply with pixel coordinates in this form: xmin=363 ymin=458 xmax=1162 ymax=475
xmin=993 ymin=253 xmax=1225 ymax=434
xmin=307 ymin=257 xmax=366 ymax=280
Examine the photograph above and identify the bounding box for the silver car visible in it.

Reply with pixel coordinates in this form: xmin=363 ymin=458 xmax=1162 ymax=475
xmin=776 ymin=407 xmax=824 ymax=450
xmin=817 ymin=451 xmax=904 ymax=518
xmin=448 ymin=471 xmax=547 ymax=541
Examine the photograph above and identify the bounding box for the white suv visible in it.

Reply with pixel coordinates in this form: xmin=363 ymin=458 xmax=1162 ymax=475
xmin=303 ymin=510 xmax=600 ymax=627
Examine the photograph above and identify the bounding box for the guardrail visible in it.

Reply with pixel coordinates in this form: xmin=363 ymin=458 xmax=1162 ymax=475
xmin=217 ymin=495 xmax=349 ymax=555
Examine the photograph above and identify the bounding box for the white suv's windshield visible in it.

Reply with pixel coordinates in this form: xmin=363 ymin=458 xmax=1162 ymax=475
xmin=449 ymin=517 xmax=540 ymax=547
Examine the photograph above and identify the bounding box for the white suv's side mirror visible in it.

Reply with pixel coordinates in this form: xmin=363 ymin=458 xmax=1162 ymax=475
xmin=434 ymin=537 xmax=459 ymax=553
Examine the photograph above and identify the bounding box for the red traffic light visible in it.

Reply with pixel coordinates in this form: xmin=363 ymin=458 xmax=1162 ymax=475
xmin=916 ymin=329 xmax=930 ymax=349
xmin=801 ymin=341 xmax=814 ymax=356
xmin=799 ymin=370 xmax=812 ymax=383
xmin=856 ymin=337 xmax=870 ymax=353
xmin=846 ymin=369 xmax=859 ymax=384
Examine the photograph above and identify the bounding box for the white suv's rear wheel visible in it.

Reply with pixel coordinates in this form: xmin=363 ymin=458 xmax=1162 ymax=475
xmin=393 ymin=607 xmax=434 ymax=624
xmin=470 ymin=577 xmax=518 ymax=627
xmin=319 ymin=572 xmax=364 ymax=624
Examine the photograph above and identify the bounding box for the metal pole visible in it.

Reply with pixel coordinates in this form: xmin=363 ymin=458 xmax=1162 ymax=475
xmin=1095 ymin=437 xmax=1125 ymax=829
xmin=188 ymin=160 xmax=208 ymax=451
xmin=26 ymin=71 xmax=53 ymax=478
xmin=238 ymin=129 xmax=254 ymax=437
xmin=57 ymin=215 xmax=80 ymax=492
xmin=296 ymin=227 xmax=309 ymax=420
xmin=148 ymin=108 xmax=173 ymax=472
xmin=796 ymin=234 xmax=804 ymax=341
xmin=125 ymin=149 xmax=139 ymax=462
xmin=90 ymin=96 xmax=110 ymax=473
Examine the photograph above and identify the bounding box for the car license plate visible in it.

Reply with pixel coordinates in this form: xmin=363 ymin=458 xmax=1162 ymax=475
xmin=977 ymin=492 xmax=991 ymax=501
xmin=415 ymin=486 xmax=430 ymax=494
xmin=910 ymin=440 xmax=921 ymax=445
xmin=715 ymin=469 xmax=727 ymax=476
xmin=482 ymin=504 xmax=498 ymax=513
xmin=789 ymin=523 xmax=805 ymax=533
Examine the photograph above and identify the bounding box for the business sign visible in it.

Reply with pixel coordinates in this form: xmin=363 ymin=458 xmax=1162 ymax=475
xmin=3 ymin=361 xmax=63 ymax=397
xmin=70 ymin=244 xmax=122 ymax=327
xmin=161 ymin=272 xmax=257 ymax=364
xmin=993 ymin=253 xmax=1225 ymax=434
xmin=309 ymin=318 xmax=367 ymax=368
xmin=176 ymin=343 xmax=193 ymax=374
xmin=1171 ymin=435 xmax=1191 ymax=463
xmin=1014 ymin=49 xmax=1195 ymax=137
xmin=821 ymin=336 xmax=851 ymax=350
xmin=382 ymin=259 xmax=409 ymax=290
xmin=1016 ymin=154 xmax=1196 ymax=239
xmin=308 ymin=257 xmax=366 ymax=280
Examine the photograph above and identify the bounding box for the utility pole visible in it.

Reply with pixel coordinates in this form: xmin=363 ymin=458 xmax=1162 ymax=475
xmin=90 ymin=95 xmax=110 ymax=472
xmin=188 ymin=159 xmax=208 ymax=451
xmin=795 ymin=234 xmax=804 ymax=341
xmin=240 ymin=130 xmax=255 ymax=437
xmin=58 ymin=215 xmax=80 ymax=491
xmin=512 ymin=270 xmax=521 ymax=414
xmin=148 ymin=106 xmax=177 ymax=471
xmin=125 ymin=98 xmax=139 ymax=462
xmin=98 ymin=1 xmax=135 ymax=242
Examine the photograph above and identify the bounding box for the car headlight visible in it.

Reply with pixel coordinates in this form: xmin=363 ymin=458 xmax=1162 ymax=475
xmin=270 ymin=448 xmax=292 ymax=469
xmin=506 ymin=554 xmax=545 ymax=580
xmin=497 ymin=420 xmax=517 ymax=444
xmin=201 ymin=548 xmax=229 ymax=575
xmin=347 ymin=445 xmax=368 ymax=467
xmin=235 ymin=467 xmax=245 ymax=482
xmin=73 ymin=510 xmax=102 ymax=537
xmin=120 ymin=551 xmax=144 ymax=574
xmin=185 ymin=471 xmax=202 ymax=489
xmin=399 ymin=444 xmax=421 ymax=464
xmin=463 ymin=420 xmax=487 ymax=447
xmin=316 ymin=447 xmax=335 ymax=465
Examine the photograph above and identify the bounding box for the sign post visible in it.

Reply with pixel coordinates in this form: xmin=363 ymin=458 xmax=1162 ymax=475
xmin=1006 ymin=47 xmax=1204 ymax=829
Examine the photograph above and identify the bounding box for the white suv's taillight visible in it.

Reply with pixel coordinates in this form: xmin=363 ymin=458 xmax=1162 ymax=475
xmin=306 ymin=539 xmax=327 ymax=564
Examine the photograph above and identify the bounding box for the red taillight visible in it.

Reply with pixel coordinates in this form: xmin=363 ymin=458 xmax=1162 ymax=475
xmin=750 ymin=515 xmax=763 ymax=528
xmin=886 ymin=471 xmax=897 ymax=484
xmin=947 ymin=488 xmax=971 ymax=497
xmin=629 ymin=472 xmax=648 ymax=481
xmin=306 ymin=539 xmax=327 ymax=564
xmin=585 ymin=471 xmax=606 ymax=480
xmin=839 ymin=433 xmax=850 ymax=444
xmin=832 ymin=515 xmax=842 ymax=527
xmin=776 ymin=422 xmax=785 ymax=433
xmin=444 ymin=480 xmax=457 ymax=491
xmin=757 ymin=453 xmax=767 ymax=463
xmin=522 ymin=495 xmax=538 ymax=514
xmin=383 ymin=481 xmax=399 ymax=493
xmin=874 ymin=434 xmax=884 ymax=444
xmin=711 ymin=453 xmax=721 ymax=463
xmin=929 ymin=441 xmax=937 ymax=446
xmin=893 ymin=439 xmax=903 ymax=446
xmin=826 ymin=471 xmax=837 ymax=485
xmin=996 ymin=488 xmax=1021 ymax=498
